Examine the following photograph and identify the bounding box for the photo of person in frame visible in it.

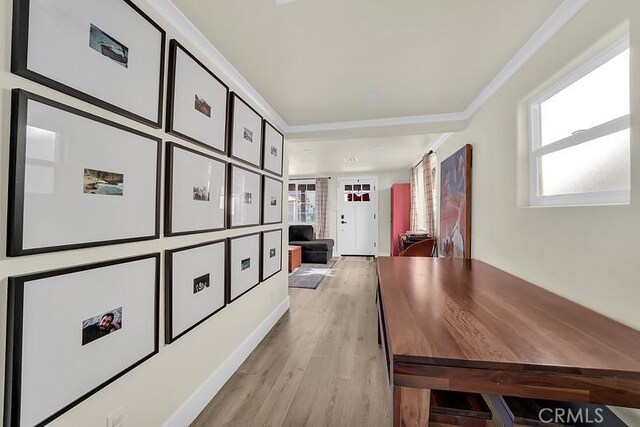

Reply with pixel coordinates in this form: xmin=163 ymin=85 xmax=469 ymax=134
xmin=82 ymin=308 xmax=122 ymax=346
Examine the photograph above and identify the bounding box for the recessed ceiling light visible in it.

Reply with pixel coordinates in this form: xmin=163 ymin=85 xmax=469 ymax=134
xmin=303 ymin=149 xmax=311 ymax=152
xmin=275 ymin=0 xmax=298 ymax=5
xmin=344 ymin=157 xmax=358 ymax=163
xmin=373 ymin=146 xmax=382 ymax=150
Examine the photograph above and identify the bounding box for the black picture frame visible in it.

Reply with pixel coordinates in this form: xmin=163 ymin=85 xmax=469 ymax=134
xmin=11 ymin=0 xmax=166 ymax=128
xmin=227 ymin=163 xmax=263 ymax=229
xmin=261 ymin=229 xmax=283 ymax=282
xmin=164 ymin=142 xmax=228 ymax=237
xmin=261 ymin=119 xmax=285 ymax=177
xmin=226 ymin=232 xmax=262 ymax=304
xmin=165 ymin=239 xmax=227 ymax=344
xmin=166 ymin=39 xmax=229 ymax=155
xmin=262 ymin=175 xmax=284 ymax=225
xmin=228 ymin=92 xmax=264 ymax=168
xmin=7 ymin=89 xmax=162 ymax=257
xmin=4 ymin=253 xmax=160 ymax=427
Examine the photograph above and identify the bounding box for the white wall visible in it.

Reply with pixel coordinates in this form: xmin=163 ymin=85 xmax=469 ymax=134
xmin=0 ymin=0 xmax=288 ymax=426
xmin=434 ymin=0 xmax=639 ymax=423
xmin=292 ymin=169 xmax=409 ymax=256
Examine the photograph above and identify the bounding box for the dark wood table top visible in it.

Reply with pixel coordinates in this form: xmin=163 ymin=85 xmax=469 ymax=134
xmin=377 ymin=257 xmax=640 ymax=379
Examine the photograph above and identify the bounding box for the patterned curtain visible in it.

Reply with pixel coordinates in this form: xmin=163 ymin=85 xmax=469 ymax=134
xmin=409 ymin=166 xmax=418 ymax=231
xmin=423 ymin=152 xmax=436 ymax=236
xmin=315 ymin=178 xmax=329 ymax=239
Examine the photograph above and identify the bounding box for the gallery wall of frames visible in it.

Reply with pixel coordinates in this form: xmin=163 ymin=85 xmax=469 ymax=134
xmin=2 ymin=1 xmax=286 ymax=426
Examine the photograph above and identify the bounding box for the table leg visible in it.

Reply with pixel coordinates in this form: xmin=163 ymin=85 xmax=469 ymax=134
xmin=393 ymin=386 xmax=431 ymax=427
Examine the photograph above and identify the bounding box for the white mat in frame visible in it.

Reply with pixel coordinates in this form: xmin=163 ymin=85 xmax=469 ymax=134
xmin=227 ymin=233 xmax=261 ymax=302
xmin=165 ymin=239 xmax=227 ymax=343
xmin=5 ymin=254 xmax=159 ymax=427
xmin=165 ymin=142 xmax=226 ymax=236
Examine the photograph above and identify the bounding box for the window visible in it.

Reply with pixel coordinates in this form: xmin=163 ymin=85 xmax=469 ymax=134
xmin=288 ymin=180 xmax=316 ymax=223
xmin=343 ymin=183 xmax=371 ymax=202
xmin=415 ymin=156 xmax=437 ymax=232
xmin=529 ymin=38 xmax=630 ymax=206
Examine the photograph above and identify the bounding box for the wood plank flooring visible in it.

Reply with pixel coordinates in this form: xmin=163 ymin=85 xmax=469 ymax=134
xmin=192 ymin=258 xmax=391 ymax=427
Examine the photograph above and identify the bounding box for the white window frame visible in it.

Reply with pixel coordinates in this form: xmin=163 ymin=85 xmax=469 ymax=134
xmin=288 ymin=179 xmax=317 ymax=225
xmin=528 ymin=36 xmax=630 ymax=207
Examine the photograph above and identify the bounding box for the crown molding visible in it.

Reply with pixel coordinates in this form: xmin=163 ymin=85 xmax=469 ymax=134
xmin=286 ymin=111 xmax=467 ymax=134
xmin=429 ymin=133 xmax=454 ymax=153
xmin=143 ymin=0 xmax=288 ymax=132
xmin=463 ymin=0 xmax=589 ymax=118
xmin=144 ymin=0 xmax=588 ymax=136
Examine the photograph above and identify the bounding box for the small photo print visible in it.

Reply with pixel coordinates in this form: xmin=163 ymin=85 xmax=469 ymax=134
xmin=193 ymin=273 xmax=210 ymax=294
xmin=243 ymin=127 xmax=253 ymax=142
xmin=89 ymin=24 xmax=128 ymax=68
xmin=82 ymin=307 xmax=122 ymax=346
xmin=270 ymin=197 xmax=277 ymax=206
xmin=193 ymin=185 xmax=210 ymax=201
xmin=241 ymin=258 xmax=251 ymax=271
xmin=194 ymin=95 xmax=212 ymax=117
xmin=269 ymin=248 xmax=276 ymax=258
xmin=243 ymin=192 xmax=252 ymax=204
xmin=84 ymin=168 xmax=124 ymax=196
xmin=270 ymin=145 xmax=278 ymax=156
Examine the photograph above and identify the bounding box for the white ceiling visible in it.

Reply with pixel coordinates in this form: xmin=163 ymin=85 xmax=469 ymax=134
xmin=288 ymin=134 xmax=438 ymax=176
xmin=171 ymin=0 xmax=562 ymax=127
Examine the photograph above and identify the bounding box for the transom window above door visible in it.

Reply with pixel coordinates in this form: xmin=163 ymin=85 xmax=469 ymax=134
xmin=343 ymin=183 xmax=371 ymax=202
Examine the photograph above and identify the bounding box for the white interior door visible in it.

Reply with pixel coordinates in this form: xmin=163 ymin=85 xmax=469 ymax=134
xmin=337 ymin=177 xmax=378 ymax=255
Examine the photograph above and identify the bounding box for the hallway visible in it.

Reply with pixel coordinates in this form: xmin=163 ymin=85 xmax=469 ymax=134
xmin=192 ymin=258 xmax=390 ymax=426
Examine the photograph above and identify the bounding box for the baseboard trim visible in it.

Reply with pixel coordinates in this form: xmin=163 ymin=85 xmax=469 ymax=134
xmin=163 ymin=296 xmax=291 ymax=427
xmin=377 ymin=251 xmax=391 ymax=257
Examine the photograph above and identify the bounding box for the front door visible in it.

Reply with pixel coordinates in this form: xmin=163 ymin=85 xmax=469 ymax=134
xmin=337 ymin=177 xmax=378 ymax=255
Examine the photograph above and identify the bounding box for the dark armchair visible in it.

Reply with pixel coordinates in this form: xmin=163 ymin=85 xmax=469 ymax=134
xmin=288 ymin=225 xmax=334 ymax=264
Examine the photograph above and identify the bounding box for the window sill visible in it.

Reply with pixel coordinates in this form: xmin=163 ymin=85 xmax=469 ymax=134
xmin=528 ymin=190 xmax=630 ymax=207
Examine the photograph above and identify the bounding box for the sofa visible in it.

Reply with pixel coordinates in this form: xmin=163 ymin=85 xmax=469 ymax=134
xmin=289 ymin=225 xmax=334 ymax=264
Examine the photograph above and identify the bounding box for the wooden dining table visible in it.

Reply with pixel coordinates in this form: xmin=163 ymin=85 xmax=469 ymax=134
xmin=376 ymin=257 xmax=640 ymax=426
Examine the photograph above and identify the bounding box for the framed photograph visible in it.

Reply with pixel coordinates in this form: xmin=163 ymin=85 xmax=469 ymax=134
xmin=229 ymin=93 xmax=263 ymax=167
xmin=262 ymin=120 xmax=284 ymax=176
xmin=11 ymin=0 xmax=165 ymax=128
xmin=439 ymin=144 xmax=472 ymax=259
xmin=262 ymin=176 xmax=283 ymax=225
xmin=165 ymin=240 xmax=226 ymax=343
xmin=165 ymin=142 xmax=227 ymax=236
xmin=166 ymin=39 xmax=229 ymax=154
xmin=4 ymin=254 xmax=159 ymax=427
xmin=7 ymin=89 xmax=161 ymax=257
xmin=228 ymin=163 xmax=262 ymax=228
xmin=261 ymin=229 xmax=283 ymax=281
xmin=227 ymin=233 xmax=261 ymax=303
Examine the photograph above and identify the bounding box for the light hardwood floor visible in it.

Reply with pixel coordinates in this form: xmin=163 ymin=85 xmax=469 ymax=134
xmin=192 ymin=258 xmax=391 ymax=427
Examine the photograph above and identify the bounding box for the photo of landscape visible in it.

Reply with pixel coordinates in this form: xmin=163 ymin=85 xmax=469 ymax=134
xmin=243 ymin=127 xmax=253 ymax=142
xmin=89 ymin=24 xmax=128 ymax=68
xmin=193 ymin=185 xmax=210 ymax=201
xmin=193 ymin=273 xmax=210 ymax=294
xmin=83 ymin=168 xmax=124 ymax=196
xmin=194 ymin=94 xmax=211 ymax=117
xmin=241 ymin=258 xmax=251 ymax=271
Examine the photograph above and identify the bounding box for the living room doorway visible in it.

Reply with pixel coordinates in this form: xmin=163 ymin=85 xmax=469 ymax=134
xmin=337 ymin=177 xmax=378 ymax=256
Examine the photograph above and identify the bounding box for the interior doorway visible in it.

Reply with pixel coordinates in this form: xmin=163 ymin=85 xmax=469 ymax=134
xmin=337 ymin=177 xmax=378 ymax=256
